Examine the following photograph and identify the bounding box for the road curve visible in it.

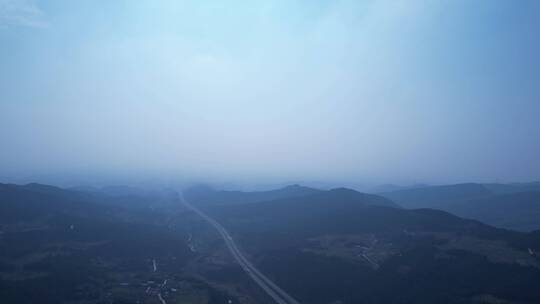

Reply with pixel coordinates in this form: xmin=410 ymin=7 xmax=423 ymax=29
xmin=181 ymin=195 xmax=301 ymax=304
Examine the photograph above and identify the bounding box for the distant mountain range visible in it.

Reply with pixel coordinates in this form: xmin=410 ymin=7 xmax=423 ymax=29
xmin=365 ymin=183 xmax=431 ymax=193
xmin=188 ymin=181 xmax=540 ymax=231
xmin=184 ymin=184 xmax=322 ymax=206
xmin=379 ymin=182 xmax=540 ymax=231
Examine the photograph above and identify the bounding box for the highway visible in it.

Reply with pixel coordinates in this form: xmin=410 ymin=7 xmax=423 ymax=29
xmin=181 ymin=195 xmax=301 ymax=304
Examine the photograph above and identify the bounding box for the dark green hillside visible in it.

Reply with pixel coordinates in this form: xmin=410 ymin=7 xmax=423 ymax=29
xmin=447 ymin=191 xmax=540 ymax=231
xmin=0 ymin=183 xmax=231 ymax=304
xmin=204 ymin=188 xmax=540 ymax=304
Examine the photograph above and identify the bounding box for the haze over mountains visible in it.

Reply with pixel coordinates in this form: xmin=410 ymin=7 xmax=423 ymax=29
xmin=380 ymin=182 xmax=540 ymax=231
xmin=2 ymin=0 xmax=540 ymax=184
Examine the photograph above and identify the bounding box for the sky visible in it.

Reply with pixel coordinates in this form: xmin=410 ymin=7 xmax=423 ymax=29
xmin=0 ymin=0 xmax=539 ymax=186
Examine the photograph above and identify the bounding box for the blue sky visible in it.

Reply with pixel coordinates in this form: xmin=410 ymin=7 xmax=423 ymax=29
xmin=1 ymin=0 xmax=539 ymax=185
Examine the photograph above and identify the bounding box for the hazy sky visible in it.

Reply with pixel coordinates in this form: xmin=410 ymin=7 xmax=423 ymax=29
xmin=1 ymin=0 xmax=539 ymax=185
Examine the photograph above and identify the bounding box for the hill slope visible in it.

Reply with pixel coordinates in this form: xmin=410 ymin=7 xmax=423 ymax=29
xmin=380 ymin=183 xmax=540 ymax=231
xmin=0 ymin=183 xmax=198 ymax=304
xmin=380 ymin=183 xmax=492 ymax=209
xmin=184 ymin=184 xmax=323 ymax=206
xmin=203 ymin=188 xmax=540 ymax=304
xmin=446 ymin=191 xmax=540 ymax=231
